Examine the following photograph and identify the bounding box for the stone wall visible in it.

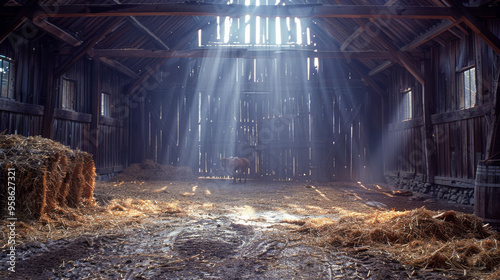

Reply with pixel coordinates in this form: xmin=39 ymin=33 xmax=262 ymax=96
xmin=385 ymin=173 xmax=474 ymax=206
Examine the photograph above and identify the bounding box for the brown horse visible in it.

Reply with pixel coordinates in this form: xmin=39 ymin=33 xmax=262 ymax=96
xmin=221 ymin=157 xmax=251 ymax=183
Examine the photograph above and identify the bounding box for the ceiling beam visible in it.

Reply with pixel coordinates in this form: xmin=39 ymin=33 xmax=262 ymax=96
xmin=126 ymin=20 xmax=209 ymax=97
xmin=368 ymin=19 xmax=460 ymax=76
xmin=55 ymin=17 xmax=125 ymax=78
xmin=354 ymin=18 xmax=425 ymax=85
xmin=126 ymin=17 xmax=170 ymax=50
xmin=31 ymin=18 xmax=82 ymax=46
xmin=91 ymin=48 xmax=396 ymax=60
xmin=2 ymin=4 xmax=483 ymax=20
xmin=340 ymin=0 xmax=398 ymax=51
xmin=113 ymin=0 xmax=170 ymax=50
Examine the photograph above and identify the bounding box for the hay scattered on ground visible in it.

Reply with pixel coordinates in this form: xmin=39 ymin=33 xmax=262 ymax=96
xmin=0 ymin=134 xmax=96 ymax=220
xmin=0 ymin=197 xmax=184 ymax=247
xmin=113 ymin=159 xmax=196 ymax=182
xmin=288 ymin=207 xmax=500 ymax=272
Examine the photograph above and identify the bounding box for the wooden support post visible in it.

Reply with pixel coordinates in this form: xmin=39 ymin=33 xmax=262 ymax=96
xmin=90 ymin=60 xmax=101 ymax=160
xmin=423 ymin=59 xmax=436 ymax=183
xmin=41 ymin=51 xmax=56 ymax=139
xmin=486 ymin=69 xmax=500 ymax=159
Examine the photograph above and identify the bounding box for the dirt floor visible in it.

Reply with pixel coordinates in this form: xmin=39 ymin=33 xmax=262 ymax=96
xmin=2 ymin=177 xmax=498 ymax=280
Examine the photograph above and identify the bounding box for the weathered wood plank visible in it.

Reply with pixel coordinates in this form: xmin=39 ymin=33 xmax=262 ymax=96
xmin=0 ymin=99 xmax=44 ymax=115
xmin=32 ymin=18 xmax=82 ymax=46
xmin=54 ymin=109 xmax=92 ymax=123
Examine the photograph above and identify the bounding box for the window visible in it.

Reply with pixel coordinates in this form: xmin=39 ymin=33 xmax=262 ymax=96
xmin=401 ymin=88 xmax=412 ymax=121
xmin=457 ymin=67 xmax=476 ymax=109
xmin=198 ymin=0 xmax=308 ymax=48
xmin=61 ymin=78 xmax=76 ymax=110
xmin=101 ymin=92 xmax=110 ymax=117
xmin=0 ymin=55 xmax=14 ymax=99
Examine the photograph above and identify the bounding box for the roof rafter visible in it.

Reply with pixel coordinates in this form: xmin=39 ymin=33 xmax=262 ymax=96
xmin=340 ymin=0 xmax=398 ymax=51
xmin=31 ymin=18 xmax=82 ymax=46
xmin=353 ymin=18 xmax=424 ymax=85
xmin=0 ymin=0 xmax=37 ymax=45
xmin=113 ymin=0 xmax=170 ymax=50
xmin=126 ymin=20 xmax=209 ymax=97
xmin=455 ymin=3 xmax=500 ymax=55
xmin=93 ymin=56 xmax=138 ymax=79
xmin=369 ymin=19 xmax=461 ymax=76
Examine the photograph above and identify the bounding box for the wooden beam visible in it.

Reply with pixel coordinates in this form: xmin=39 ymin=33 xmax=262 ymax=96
xmin=354 ymin=18 xmax=425 ymax=85
xmin=369 ymin=61 xmax=394 ymax=76
xmin=32 ymin=18 xmax=82 ymax=46
xmin=456 ymin=3 xmax=500 ymax=55
xmin=126 ymin=17 xmax=170 ymax=50
xmin=486 ymin=65 xmax=500 ymax=159
xmin=97 ymin=57 xmax=138 ymax=79
xmin=91 ymin=48 xmax=396 ymax=60
xmin=340 ymin=0 xmax=398 ymax=51
xmin=423 ymin=59 xmax=436 ymax=183
xmin=348 ymin=62 xmax=386 ymax=97
xmin=126 ymin=21 xmax=209 ymax=97
xmin=90 ymin=60 xmax=101 ymax=158
xmin=41 ymin=53 xmax=56 ymax=139
xmin=113 ymin=0 xmax=170 ymax=50
xmin=0 ymin=99 xmax=44 ymax=115
xmin=0 ymin=4 xmax=470 ymax=20
xmin=401 ymin=20 xmax=459 ymax=51
xmin=368 ymin=19 xmax=459 ymax=76
xmin=0 ymin=0 xmax=38 ymax=45
xmin=55 ymin=17 xmax=124 ymax=78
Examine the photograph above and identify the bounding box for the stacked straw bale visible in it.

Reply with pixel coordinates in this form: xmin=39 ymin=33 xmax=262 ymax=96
xmin=0 ymin=134 xmax=96 ymax=220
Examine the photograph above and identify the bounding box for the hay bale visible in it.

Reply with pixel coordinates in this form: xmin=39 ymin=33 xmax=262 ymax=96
xmin=0 ymin=134 xmax=96 ymax=220
xmin=113 ymin=160 xmax=196 ymax=182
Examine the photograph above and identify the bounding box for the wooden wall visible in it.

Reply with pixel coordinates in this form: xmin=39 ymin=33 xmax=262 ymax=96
xmin=0 ymin=32 xmax=131 ymax=175
xmin=384 ymin=25 xmax=500 ymax=187
xmin=136 ymin=56 xmax=372 ymax=181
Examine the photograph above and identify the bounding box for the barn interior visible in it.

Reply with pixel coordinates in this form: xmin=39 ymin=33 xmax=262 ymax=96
xmin=1 ymin=0 xmax=500 ymax=279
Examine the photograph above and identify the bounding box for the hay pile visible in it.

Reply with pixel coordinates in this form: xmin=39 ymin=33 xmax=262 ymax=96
xmin=291 ymin=207 xmax=500 ymax=272
xmin=0 ymin=134 xmax=96 ymax=220
xmin=113 ymin=159 xmax=196 ymax=182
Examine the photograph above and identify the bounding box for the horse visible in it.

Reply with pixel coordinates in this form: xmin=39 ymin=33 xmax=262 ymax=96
xmin=220 ymin=157 xmax=251 ymax=183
